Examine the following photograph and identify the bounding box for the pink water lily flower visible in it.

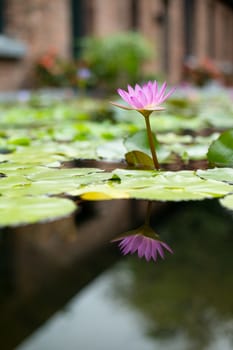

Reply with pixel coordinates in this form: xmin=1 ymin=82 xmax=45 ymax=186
xmin=112 ymin=225 xmax=173 ymax=262
xmin=111 ymin=80 xmax=175 ymax=113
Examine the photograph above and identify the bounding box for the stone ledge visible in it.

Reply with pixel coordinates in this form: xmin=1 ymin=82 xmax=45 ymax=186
xmin=0 ymin=34 xmax=27 ymax=59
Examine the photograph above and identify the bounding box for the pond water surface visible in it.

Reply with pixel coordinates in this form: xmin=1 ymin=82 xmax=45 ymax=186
xmin=11 ymin=199 xmax=233 ymax=350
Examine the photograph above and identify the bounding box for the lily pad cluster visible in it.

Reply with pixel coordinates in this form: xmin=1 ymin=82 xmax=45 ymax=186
xmin=0 ymin=87 xmax=232 ymax=227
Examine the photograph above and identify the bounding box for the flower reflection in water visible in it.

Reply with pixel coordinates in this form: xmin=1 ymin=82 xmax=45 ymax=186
xmin=112 ymin=202 xmax=173 ymax=262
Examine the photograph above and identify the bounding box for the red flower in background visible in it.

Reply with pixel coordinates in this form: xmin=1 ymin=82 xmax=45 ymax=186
xmin=38 ymin=49 xmax=58 ymax=70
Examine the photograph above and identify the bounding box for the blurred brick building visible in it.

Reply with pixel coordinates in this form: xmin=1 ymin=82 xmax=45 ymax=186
xmin=0 ymin=0 xmax=232 ymax=91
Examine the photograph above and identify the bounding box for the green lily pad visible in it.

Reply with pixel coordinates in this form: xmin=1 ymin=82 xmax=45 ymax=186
xmin=8 ymin=137 xmax=31 ymax=146
xmin=77 ymin=169 xmax=233 ymax=202
xmin=7 ymin=146 xmax=66 ymax=166
xmin=97 ymin=140 xmax=126 ymax=160
xmin=0 ymin=196 xmax=76 ymax=227
xmin=0 ymin=175 xmax=31 ymax=193
xmin=0 ymin=167 xmax=109 ymax=197
xmin=219 ymin=194 xmax=233 ymax=211
xmin=115 ymin=170 xmax=233 ymax=201
xmin=197 ymin=168 xmax=233 ymax=183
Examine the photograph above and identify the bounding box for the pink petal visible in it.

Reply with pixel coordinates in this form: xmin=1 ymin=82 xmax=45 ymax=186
xmin=121 ymin=247 xmax=131 ymax=255
xmin=156 ymin=242 xmax=165 ymax=259
xmin=130 ymin=235 xmax=143 ymax=253
xmin=144 ymin=106 xmax=165 ymax=111
xmin=129 ymin=96 xmax=144 ymax=108
xmin=151 ymin=244 xmax=158 ymax=262
xmin=144 ymin=81 xmax=153 ymax=90
xmin=137 ymin=237 xmax=148 ymax=258
xmin=121 ymin=245 xmax=132 ymax=255
xmin=144 ymin=239 xmax=153 ymax=261
xmin=120 ymin=235 xmax=140 ymax=255
xmin=137 ymin=90 xmax=148 ymax=107
xmin=117 ymin=88 xmax=131 ymax=105
xmin=142 ymin=82 xmax=153 ymax=104
xmin=135 ymin=84 xmax=141 ymax=94
xmin=109 ymin=101 xmax=135 ymax=110
xmin=119 ymin=237 xmax=132 ymax=248
xmin=134 ymin=84 xmax=148 ymax=106
xmin=161 ymin=241 xmax=173 ymax=254
xmin=159 ymin=87 xmax=176 ymax=103
xmin=120 ymin=237 xmax=135 ymax=254
xmin=157 ymin=82 xmax=167 ymax=103
xmin=127 ymin=84 xmax=135 ymax=95
xmin=152 ymin=81 xmax=158 ymax=102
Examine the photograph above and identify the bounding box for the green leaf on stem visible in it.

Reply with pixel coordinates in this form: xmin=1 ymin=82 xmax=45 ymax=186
xmin=124 ymin=130 xmax=159 ymax=155
xmin=125 ymin=150 xmax=154 ymax=169
xmin=207 ymin=129 xmax=233 ymax=167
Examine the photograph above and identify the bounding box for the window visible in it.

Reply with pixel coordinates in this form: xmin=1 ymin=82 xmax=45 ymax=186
xmin=163 ymin=0 xmax=170 ymax=72
xmin=71 ymin=0 xmax=93 ymax=58
xmin=131 ymin=0 xmax=139 ymax=30
xmin=184 ymin=0 xmax=195 ymax=57
xmin=0 ymin=0 xmax=26 ymax=59
xmin=207 ymin=0 xmax=216 ymax=57
xmin=0 ymin=0 xmax=4 ymax=33
xmin=71 ymin=0 xmax=86 ymax=58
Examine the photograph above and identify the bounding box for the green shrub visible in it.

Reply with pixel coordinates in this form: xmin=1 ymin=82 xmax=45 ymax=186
xmin=80 ymin=32 xmax=153 ymax=92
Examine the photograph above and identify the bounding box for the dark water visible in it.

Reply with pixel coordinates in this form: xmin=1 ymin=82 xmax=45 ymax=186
xmin=1 ymin=200 xmax=233 ymax=350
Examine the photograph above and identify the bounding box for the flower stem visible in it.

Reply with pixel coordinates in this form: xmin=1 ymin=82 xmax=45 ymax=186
xmin=145 ymin=201 xmax=153 ymax=226
xmin=144 ymin=116 xmax=160 ymax=170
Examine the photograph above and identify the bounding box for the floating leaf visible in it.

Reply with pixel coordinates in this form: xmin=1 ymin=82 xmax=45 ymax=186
xmin=219 ymin=194 xmax=233 ymax=211
xmin=97 ymin=140 xmax=126 ymax=160
xmin=197 ymin=168 xmax=233 ymax=184
xmin=113 ymin=170 xmax=233 ymax=201
xmin=6 ymin=146 xmax=66 ymax=165
xmin=0 ymin=167 xmax=109 ymax=197
xmin=8 ymin=137 xmax=31 ymax=146
xmin=0 ymin=175 xmax=31 ymax=193
xmin=77 ymin=169 xmax=233 ymax=202
xmin=0 ymin=196 xmax=76 ymax=227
